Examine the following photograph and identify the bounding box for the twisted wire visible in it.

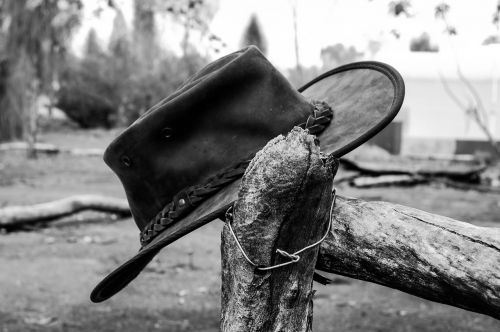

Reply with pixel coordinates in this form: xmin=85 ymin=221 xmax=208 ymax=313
xmin=224 ymin=189 xmax=336 ymax=271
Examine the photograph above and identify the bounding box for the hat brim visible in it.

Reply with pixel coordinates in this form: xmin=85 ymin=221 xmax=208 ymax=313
xmin=90 ymin=61 xmax=405 ymax=303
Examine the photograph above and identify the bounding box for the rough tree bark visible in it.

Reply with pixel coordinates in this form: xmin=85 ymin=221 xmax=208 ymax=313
xmin=317 ymin=197 xmax=500 ymax=320
xmin=221 ymin=128 xmax=336 ymax=331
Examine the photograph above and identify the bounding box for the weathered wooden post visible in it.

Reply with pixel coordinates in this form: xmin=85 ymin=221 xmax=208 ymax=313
xmin=221 ymin=128 xmax=336 ymax=331
xmin=218 ymin=127 xmax=500 ymax=329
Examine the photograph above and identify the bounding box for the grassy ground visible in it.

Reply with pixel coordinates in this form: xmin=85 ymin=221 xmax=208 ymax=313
xmin=1 ymin=129 xmax=500 ymax=331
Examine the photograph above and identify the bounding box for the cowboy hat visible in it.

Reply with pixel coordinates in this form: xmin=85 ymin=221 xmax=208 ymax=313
xmin=90 ymin=46 xmax=404 ymax=302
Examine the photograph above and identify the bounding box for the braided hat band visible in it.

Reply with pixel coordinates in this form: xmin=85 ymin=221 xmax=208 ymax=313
xmin=139 ymin=100 xmax=334 ymax=247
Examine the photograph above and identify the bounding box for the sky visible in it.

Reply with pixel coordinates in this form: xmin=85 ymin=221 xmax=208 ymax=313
xmin=75 ymin=0 xmax=500 ymax=69
xmin=75 ymin=0 xmax=498 ymax=68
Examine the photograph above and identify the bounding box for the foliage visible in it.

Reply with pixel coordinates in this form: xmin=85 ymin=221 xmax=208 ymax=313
xmin=154 ymin=0 xmax=223 ymax=54
xmin=0 ymin=0 xmax=218 ymax=138
xmin=286 ymin=41 xmax=367 ymax=89
xmin=409 ymin=33 xmax=439 ymax=52
xmin=320 ymin=44 xmax=364 ymax=69
xmin=2 ymin=0 xmax=81 ymax=91
xmin=54 ymin=0 xmax=211 ymax=129
xmin=133 ymin=0 xmax=157 ymax=67
xmin=108 ymin=6 xmax=128 ymax=57
xmin=0 ymin=0 xmax=82 ymax=142
xmin=386 ymin=0 xmax=500 ymax=159
xmin=56 ymin=55 xmax=115 ymax=128
xmin=434 ymin=2 xmax=457 ymax=35
xmin=56 ymin=52 xmax=209 ymax=128
xmin=483 ymin=35 xmax=500 ymax=45
xmin=84 ymin=28 xmax=102 ymax=57
xmin=388 ymin=1 xmax=411 ymax=17
xmin=494 ymin=1 xmax=500 ymax=30
xmin=241 ymin=14 xmax=267 ymax=55
xmin=286 ymin=65 xmax=321 ymax=89
xmin=56 ymin=31 xmax=208 ymax=128
xmin=433 ymin=2 xmax=500 ymax=158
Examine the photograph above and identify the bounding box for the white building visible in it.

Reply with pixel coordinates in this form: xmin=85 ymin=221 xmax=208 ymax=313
xmin=375 ymin=46 xmax=500 ymax=156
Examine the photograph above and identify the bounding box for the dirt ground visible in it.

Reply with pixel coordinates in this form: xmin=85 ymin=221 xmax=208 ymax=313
xmin=1 ymin=129 xmax=500 ymax=332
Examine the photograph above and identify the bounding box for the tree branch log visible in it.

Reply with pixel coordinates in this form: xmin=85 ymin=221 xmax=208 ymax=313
xmin=0 ymin=141 xmax=104 ymax=156
xmin=221 ymin=128 xmax=336 ymax=331
xmin=317 ymin=196 xmax=500 ymax=320
xmin=0 ymin=195 xmax=131 ymax=229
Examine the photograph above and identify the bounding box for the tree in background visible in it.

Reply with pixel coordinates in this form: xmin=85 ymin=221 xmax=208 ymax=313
xmin=287 ymin=43 xmax=365 ymax=89
xmin=57 ymin=1 xmax=149 ymax=128
xmin=367 ymin=40 xmax=382 ymax=59
xmin=108 ymin=6 xmax=129 ymax=58
xmin=0 ymin=0 xmax=82 ymax=157
xmin=291 ymin=0 xmax=301 ymax=80
xmin=409 ymin=33 xmax=439 ymax=52
xmin=388 ymin=0 xmax=411 ymax=17
xmin=133 ymin=0 xmax=157 ymax=71
xmin=320 ymin=43 xmax=364 ymax=69
xmin=240 ymin=14 xmax=267 ymax=55
xmin=56 ymin=0 xmax=219 ymax=129
xmin=159 ymin=0 xmax=221 ymax=73
xmin=85 ymin=28 xmax=103 ymax=57
xmin=386 ymin=0 xmax=500 ymax=159
xmin=434 ymin=1 xmax=500 ymax=159
xmin=0 ymin=0 xmax=224 ymax=134
xmin=483 ymin=1 xmax=500 ymax=45
xmin=56 ymin=26 xmax=116 ymax=129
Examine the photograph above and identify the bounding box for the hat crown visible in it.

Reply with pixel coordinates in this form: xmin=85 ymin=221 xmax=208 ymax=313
xmin=104 ymin=46 xmax=313 ymax=229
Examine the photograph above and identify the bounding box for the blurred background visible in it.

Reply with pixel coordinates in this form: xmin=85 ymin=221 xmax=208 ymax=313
xmin=1 ymin=0 xmax=500 ymax=331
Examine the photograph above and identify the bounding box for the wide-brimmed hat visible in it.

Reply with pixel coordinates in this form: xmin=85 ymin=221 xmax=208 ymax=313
xmin=90 ymin=46 xmax=404 ymax=302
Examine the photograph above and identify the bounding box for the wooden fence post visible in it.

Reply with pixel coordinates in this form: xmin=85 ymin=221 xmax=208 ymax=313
xmin=220 ymin=128 xmax=336 ymax=331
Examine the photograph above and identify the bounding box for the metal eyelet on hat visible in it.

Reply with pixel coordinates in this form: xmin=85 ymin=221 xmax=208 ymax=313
xmin=161 ymin=127 xmax=173 ymax=139
xmin=121 ymin=155 xmax=132 ymax=167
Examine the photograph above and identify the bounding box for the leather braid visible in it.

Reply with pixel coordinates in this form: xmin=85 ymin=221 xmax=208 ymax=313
xmin=139 ymin=156 xmax=253 ymax=246
xmin=298 ymin=100 xmax=334 ymax=135
xmin=139 ymin=99 xmax=333 ymax=247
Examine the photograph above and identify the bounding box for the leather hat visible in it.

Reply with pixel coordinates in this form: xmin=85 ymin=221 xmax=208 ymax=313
xmin=90 ymin=46 xmax=404 ymax=302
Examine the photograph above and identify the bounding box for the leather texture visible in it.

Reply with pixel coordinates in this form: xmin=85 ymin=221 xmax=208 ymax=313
xmin=104 ymin=46 xmax=313 ymax=230
xmin=90 ymin=47 xmax=405 ymax=303
xmin=300 ymin=62 xmax=403 ymax=157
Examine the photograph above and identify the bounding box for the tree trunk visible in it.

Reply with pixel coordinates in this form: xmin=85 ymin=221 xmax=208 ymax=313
xmin=26 ymin=79 xmax=39 ymax=159
xmin=316 ymin=196 xmax=500 ymax=320
xmin=221 ymin=128 xmax=336 ymax=331
xmin=291 ymin=0 xmax=302 ymax=80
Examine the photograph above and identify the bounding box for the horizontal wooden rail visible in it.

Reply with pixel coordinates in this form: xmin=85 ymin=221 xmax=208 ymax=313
xmin=317 ymin=196 xmax=500 ymax=320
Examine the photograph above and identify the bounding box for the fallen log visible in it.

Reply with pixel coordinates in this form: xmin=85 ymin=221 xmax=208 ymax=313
xmin=342 ymin=155 xmax=486 ymax=179
xmin=221 ymin=128 xmax=335 ymax=331
xmin=350 ymin=174 xmax=426 ymax=188
xmin=0 ymin=142 xmax=60 ymax=154
xmin=0 ymin=195 xmax=130 ymax=229
xmin=317 ymin=196 xmax=500 ymax=320
xmin=435 ymin=177 xmax=500 ymax=194
xmin=0 ymin=141 xmax=104 ymax=156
